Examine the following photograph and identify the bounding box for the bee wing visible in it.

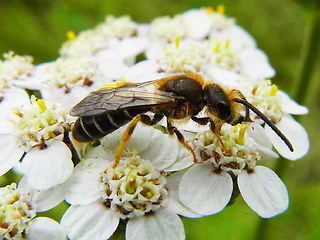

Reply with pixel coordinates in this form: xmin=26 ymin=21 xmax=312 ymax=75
xmin=70 ymin=80 xmax=178 ymax=117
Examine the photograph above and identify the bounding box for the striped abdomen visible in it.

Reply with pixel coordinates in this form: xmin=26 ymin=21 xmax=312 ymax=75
xmin=72 ymin=108 xmax=150 ymax=142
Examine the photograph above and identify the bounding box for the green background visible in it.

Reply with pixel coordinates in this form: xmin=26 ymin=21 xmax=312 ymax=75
xmin=0 ymin=0 xmax=319 ymax=239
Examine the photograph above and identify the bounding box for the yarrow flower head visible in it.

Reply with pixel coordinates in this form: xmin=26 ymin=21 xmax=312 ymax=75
xmin=0 ymin=183 xmax=36 ymax=239
xmin=179 ymin=123 xmax=288 ymax=218
xmin=0 ymin=94 xmax=73 ymax=189
xmin=0 ymin=51 xmax=34 ymax=91
xmin=0 ymin=182 xmax=66 ymax=240
xmin=61 ymin=126 xmax=194 ymax=240
xmin=100 ymin=152 xmax=168 ymax=219
xmin=60 ymin=15 xmax=137 ymax=58
xmin=10 ymin=95 xmax=68 ymax=150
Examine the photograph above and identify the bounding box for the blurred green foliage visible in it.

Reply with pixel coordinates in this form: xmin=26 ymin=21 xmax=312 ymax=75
xmin=0 ymin=0 xmax=319 ymax=239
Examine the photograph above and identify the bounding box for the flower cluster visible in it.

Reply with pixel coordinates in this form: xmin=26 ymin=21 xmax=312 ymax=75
xmin=0 ymin=6 xmax=309 ymax=240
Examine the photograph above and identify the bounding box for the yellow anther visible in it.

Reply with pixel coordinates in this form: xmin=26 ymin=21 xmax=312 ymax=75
xmin=265 ymin=79 xmax=272 ymax=85
xmin=206 ymin=7 xmax=214 ymax=15
xmin=238 ymin=125 xmax=247 ymax=145
xmin=175 ymin=34 xmax=181 ymax=48
xmin=103 ymin=77 xmax=132 ymax=88
xmin=217 ymin=5 xmax=225 ymax=14
xmin=225 ymin=39 xmax=230 ymax=49
xmin=214 ymin=42 xmax=221 ymax=52
xmin=3 ymin=51 xmax=14 ymax=60
xmin=36 ymin=99 xmax=46 ymax=112
xmin=67 ymin=31 xmax=77 ymax=41
xmin=270 ymin=84 xmax=278 ymax=96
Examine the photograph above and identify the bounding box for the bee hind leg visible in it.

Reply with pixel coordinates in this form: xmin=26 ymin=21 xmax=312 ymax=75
xmin=112 ymin=114 xmax=164 ymax=168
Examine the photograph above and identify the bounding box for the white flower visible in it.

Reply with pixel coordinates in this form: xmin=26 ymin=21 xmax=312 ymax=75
xmin=0 ymin=182 xmax=66 ymax=239
xmin=179 ymin=124 xmax=288 ymax=218
xmin=60 ymin=15 xmax=138 ymax=58
xmin=146 ymin=37 xmax=274 ymax=80
xmin=15 ymin=57 xmax=115 ymax=109
xmin=239 ymin=79 xmax=309 ymax=160
xmin=61 ymin=125 xmax=194 ymax=240
xmin=0 ymin=95 xmax=73 ymax=189
xmin=0 ymin=51 xmax=34 ymax=91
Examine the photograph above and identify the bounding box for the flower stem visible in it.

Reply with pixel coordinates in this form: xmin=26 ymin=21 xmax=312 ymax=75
xmin=254 ymin=6 xmax=320 ymax=240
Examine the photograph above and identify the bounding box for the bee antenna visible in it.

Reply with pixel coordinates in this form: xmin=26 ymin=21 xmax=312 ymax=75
xmin=234 ymin=98 xmax=294 ymax=152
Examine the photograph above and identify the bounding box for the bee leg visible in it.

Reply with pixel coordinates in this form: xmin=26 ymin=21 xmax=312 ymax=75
xmin=192 ymin=116 xmax=230 ymax=155
xmin=113 ymin=114 xmax=164 ymax=168
xmin=167 ymin=120 xmax=198 ymax=163
xmin=208 ymin=121 xmax=232 ymax=156
xmin=140 ymin=114 xmax=164 ymax=126
xmin=113 ymin=115 xmax=142 ymax=168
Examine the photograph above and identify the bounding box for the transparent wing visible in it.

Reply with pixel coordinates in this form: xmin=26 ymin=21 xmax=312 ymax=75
xmin=69 ymin=80 xmax=178 ymax=117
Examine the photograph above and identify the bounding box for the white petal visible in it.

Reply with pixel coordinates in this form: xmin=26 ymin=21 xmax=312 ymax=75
xmin=21 ymin=141 xmax=73 ymax=189
xmin=166 ymin=171 xmax=202 ymax=218
xmin=64 ymin=157 xmax=109 ymax=205
xmin=0 ymin=88 xmax=30 ymax=133
xmin=179 ymin=163 xmax=233 ymax=215
xmin=278 ymin=90 xmax=309 ymax=115
xmin=61 ymin=202 xmax=119 ymax=240
xmin=18 ymin=177 xmax=65 ymax=212
xmin=240 ymin=48 xmax=275 ymax=79
xmin=210 ymin=25 xmax=256 ymax=49
xmin=100 ymin=124 xmax=152 ymax=155
xmin=265 ymin=115 xmax=309 ymax=160
xmin=126 ymin=208 xmax=185 ymax=240
xmin=204 ymin=65 xmax=242 ymax=88
xmin=238 ymin=166 xmax=289 ymax=218
xmin=0 ymin=133 xmax=24 ymax=176
xmin=182 ymin=9 xmax=211 ymax=39
xmin=163 ymin=150 xmax=193 ymax=172
xmin=27 ymin=217 xmax=67 ymax=240
xmin=138 ymin=127 xmax=180 ymax=170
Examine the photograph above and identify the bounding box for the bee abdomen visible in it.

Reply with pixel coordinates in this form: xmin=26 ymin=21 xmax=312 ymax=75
xmin=72 ymin=108 xmax=149 ymax=142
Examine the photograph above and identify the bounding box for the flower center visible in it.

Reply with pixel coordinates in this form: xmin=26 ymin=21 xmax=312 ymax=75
xmin=45 ymin=58 xmax=98 ymax=91
xmin=207 ymin=5 xmax=235 ymax=30
xmin=60 ymin=16 xmax=137 ymax=58
xmin=192 ymin=124 xmax=263 ymax=171
xmin=158 ymin=41 xmax=208 ymax=74
xmin=150 ymin=15 xmax=187 ymax=41
xmin=240 ymin=80 xmax=283 ymax=123
xmin=10 ymin=96 xmax=68 ymax=150
xmin=100 ymin=151 xmax=167 ymax=219
xmin=0 ymin=183 xmax=36 ymax=240
xmin=0 ymin=51 xmax=34 ymax=91
xmin=207 ymin=38 xmax=240 ymax=70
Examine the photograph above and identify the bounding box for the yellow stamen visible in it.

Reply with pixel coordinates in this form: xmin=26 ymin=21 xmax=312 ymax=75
xmin=103 ymin=76 xmax=133 ymax=88
xmin=214 ymin=42 xmax=221 ymax=52
xmin=217 ymin=5 xmax=225 ymax=14
xmin=36 ymin=99 xmax=46 ymax=112
xmin=206 ymin=7 xmax=214 ymax=15
xmin=270 ymin=84 xmax=278 ymax=96
xmin=67 ymin=31 xmax=77 ymax=41
xmin=238 ymin=125 xmax=247 ymax=145
xmin=225 ymin=39 xmax=230 ymax=49
xmin=175 ymin=34 xmax=181 ymax=48
xmin=3 ymin=51 xmax=14 ymax=60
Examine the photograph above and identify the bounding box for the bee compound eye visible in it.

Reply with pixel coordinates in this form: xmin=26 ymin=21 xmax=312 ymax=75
xmin=217 ymin=101 xmax=231 ymax=121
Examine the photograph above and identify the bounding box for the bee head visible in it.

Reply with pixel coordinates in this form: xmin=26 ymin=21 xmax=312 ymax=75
xmin=203 ymin=85 xmax=232 ymax=122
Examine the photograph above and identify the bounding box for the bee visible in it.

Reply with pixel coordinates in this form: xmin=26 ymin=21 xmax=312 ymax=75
xmin=70 ymin=74 xmax=293 ymax=168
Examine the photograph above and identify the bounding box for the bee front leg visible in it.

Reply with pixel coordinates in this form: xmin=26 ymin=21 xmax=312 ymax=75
xmin=192 ymin=116 xmax=231 ymax=156
xmin=208 ymin=121 xmax=232 ymax=156
xmin=167 ymin=120 xmax=198 ymax=163
xmin=113 ymin=114 xmax=164 ymax=168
